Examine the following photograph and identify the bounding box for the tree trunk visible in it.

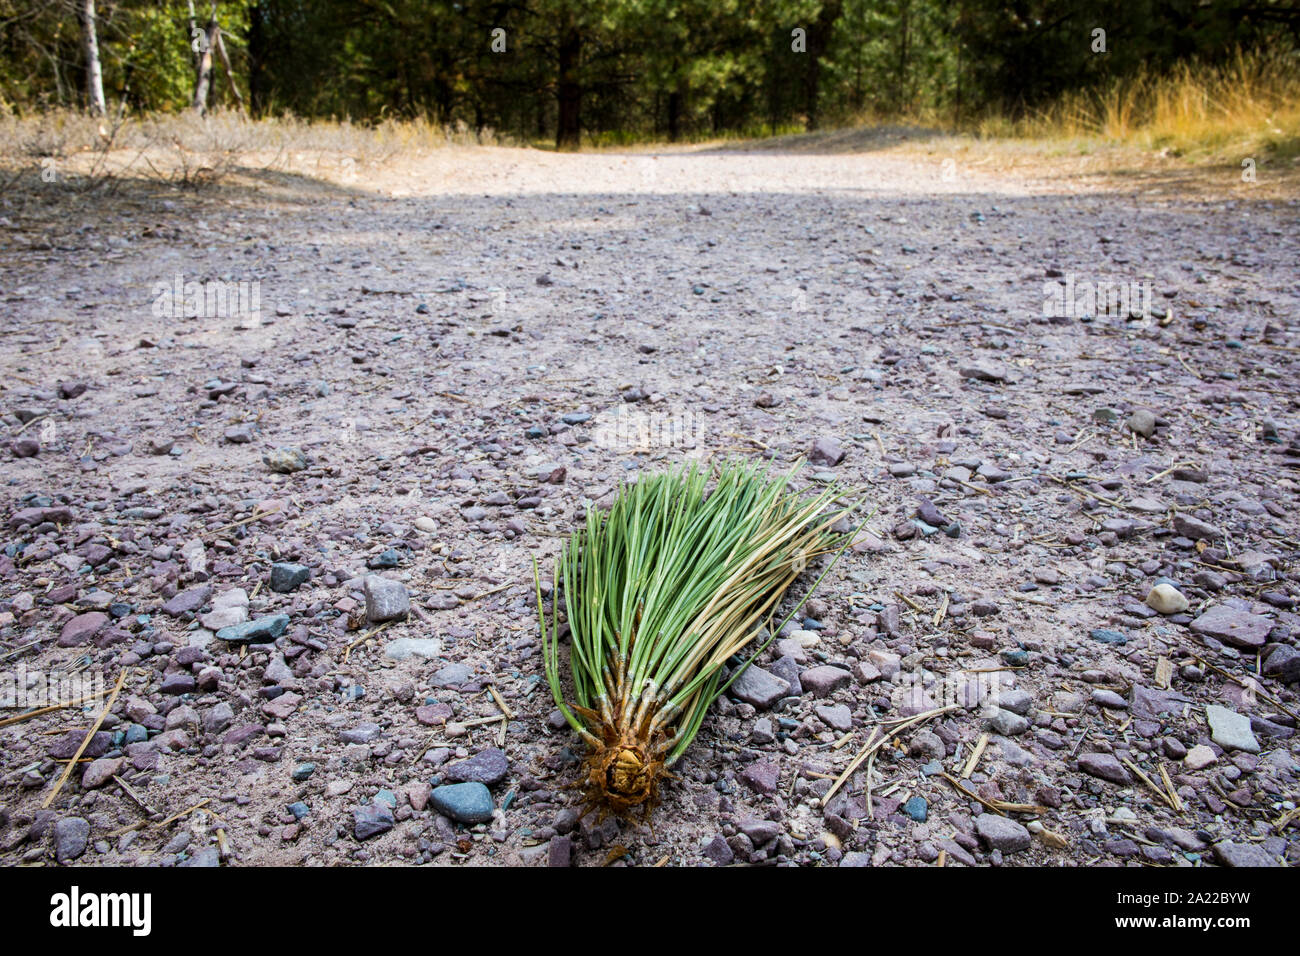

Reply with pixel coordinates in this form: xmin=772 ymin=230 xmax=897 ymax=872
xmin=80 ymin=0 xmax=107 ymax=116
xmin=555 ymin=25 xmax=582 ymax=150
xmin=803 ymin=0 xmax=843 ymax=131
xmin=896 ymin=0 xmax=910 ymax=114
xmin=191 ymin=4 xmax=220 ymax=114
xmin=666 ymin=89 xmax=681 ymax=143
xmin=248 ymin=2 xmax=267 ymax=116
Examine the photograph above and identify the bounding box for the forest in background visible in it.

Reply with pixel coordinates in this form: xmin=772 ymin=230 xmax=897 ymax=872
xmin=1 ymin=1 xmax=1298 ymax=149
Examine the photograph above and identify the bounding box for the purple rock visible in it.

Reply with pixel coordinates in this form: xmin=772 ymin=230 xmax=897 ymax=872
xmin=974 ymin=813 xmax=1030 ymax=852
xmin=162 ymin=585 xmax=212 ymax=617
xmin=1189 ymin=605 xmax=1272 ymax=649
xmin=799 ymin=665 xmax=851 ymax=698
xmin=444 ymin=748 xmax=509 ymax=787
xmin=58 ymin=612 xmax=107 ymax=647
xmin=353 ymin=803 xmax=395 ymax=841
xmin=729 ymin=664 xmax=789 ymax=710
xmin=808 ymin=436 xmax=845 ymax=466
xmin=1078 ymin=751 xmax=1132 ymax=784
xmin=703 ymin=834 xmax=734 ymax=865
xmin=548 ymin=835 xmax=573 ymax=867
xmin=739 ymin=760 xmax=779 ymax=794
xmin=159 ymin=672 xmax=196 ymax=695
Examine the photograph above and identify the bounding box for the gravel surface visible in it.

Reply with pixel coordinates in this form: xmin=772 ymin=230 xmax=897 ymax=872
xmin=0 ymin=142 xmax=1297 ymax=867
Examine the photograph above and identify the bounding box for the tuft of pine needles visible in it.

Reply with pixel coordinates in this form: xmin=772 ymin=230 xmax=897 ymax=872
xmin=535 ymin=459 xmax=859 ymax=819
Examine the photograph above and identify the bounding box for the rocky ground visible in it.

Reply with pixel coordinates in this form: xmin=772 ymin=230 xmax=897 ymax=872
xmin=0 ymin=140 xmax=1297 ymax=867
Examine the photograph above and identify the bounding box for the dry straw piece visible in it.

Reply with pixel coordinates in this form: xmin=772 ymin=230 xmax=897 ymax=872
xmin=536 ymin=459 xmax=861 ymax=819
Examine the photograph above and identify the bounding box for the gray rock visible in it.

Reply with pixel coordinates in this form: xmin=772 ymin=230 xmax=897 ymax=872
xmin=203 ymin=702 xmax=234 ymax=735
xmin=987 ymin=708 xmax=1029 ymax=736
xmin=53 ymin=817 xmax=90 ymax=862
xmin=1126 ymin=409 xmax=1157 ymax=437
xmin=339 ymin=722 xmax=383 ymax=744
xmin=383 ymin=637 xmax=442 ymax=661
xmin=269 ymin=562 xmax=310 ymax=592
xmin=216 ymin=613 xmax=290 ymax=645
xmin=178 ymin=846 xmax=220 ymax=867
xmin=263 ymin=446 xmax=308 ymax=473
xmin=974 ymin=813 xmax=1030 ymax=852
xmin=364 ymin=575 xmax=409 ymax=623
xmin=1205 ymin=704 xmax=1260 ymax=753
xmin=1262 ymin=645 xmax=1300 ymax=684
xmin=729 ymin=664 xmax=789 ymax=710
xmin=429 ymin=782 xmax=495 ymax=823
xmin=1091 ymin=689 xmax=1128 ymax=709
xmin=1212 ymin=841 xmax=1280 ymax=867
xmin=431 ymin=662 xmax=472 ymax=688
xmin=815 ymin=703 xmax=853 ymax=732
xmin=995 ymin=689 xmax=1033 ymax=715
xmin=960 ymin=362 xmax=1009 ymax=383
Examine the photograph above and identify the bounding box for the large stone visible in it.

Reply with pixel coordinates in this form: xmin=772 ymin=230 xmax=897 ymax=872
xmin=81 ymin=756 xmax=123 ymax=790
xmin=58 ymin=612 xmax=107 ymax=647
xmin=1262 ymin=645 xmax=1300 ymax=684
xmin=1126 ymin=409 xmax=1157 ymax=438
xmin=53 ymin=817 xmax=90 ymax=862
xmin=353 ymin=803 xmax=395 ymax=840
xmin=383 ymin=637 xmax=442 ymax=661
xmin=799 ymin=665 xmax=851 ymax=698
xmin=974 ymin=814 xmax=1030 ymax=852
xmin=1184 ymin=745 xmax=1217 ymax=771
xmin=739 ymin=760 xmax=779 ymax=794
xmin=364 ymin=575 xmax=409 ymax=623
xmin=444 ymin=749 xmax=509 ymax=787
xmin=1130 ymin=684 xmax=1192 ymax=720
xmin=1205 ymin=704 xmax=1260 ymax=753
xmin=1189 ymin=605 xmax=1272 ymax=649
xmin=216 ymin=613 xmax=290 ymax=645
xmin=429 ymin=782 xmax=495 ymax=824
xmin=1212 ymin=842 xmax=1281 ymax=868
xmin=1145 ymin=583 xmax=1189 ymax=615
xmin=987 ymin=708 xmax=1029 ymax=736
xmin=269 ymin=562 xmax=310 ymax=592
xmin=808 ymin=436 xmax=845 ymax=466
xmin=1173 ymin=513 xmax=1225 ymax=541
xmin=729 ymin=664 xmax=789 ymax=710
xmin=1078 ymin=752 xmax=1132 ymax=785
xmin=430 ymin=662 xmax=472 ymax=688
xmin=162 ymin=585 xmax=212 ymax=617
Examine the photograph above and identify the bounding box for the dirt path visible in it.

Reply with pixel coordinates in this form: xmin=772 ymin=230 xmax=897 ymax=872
xmin=1 ymin=142 xmax=1297 ymax=867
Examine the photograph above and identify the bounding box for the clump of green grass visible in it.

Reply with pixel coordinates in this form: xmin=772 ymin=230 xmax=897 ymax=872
xmin=536 ymin=459 xmax=859 ymax=819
